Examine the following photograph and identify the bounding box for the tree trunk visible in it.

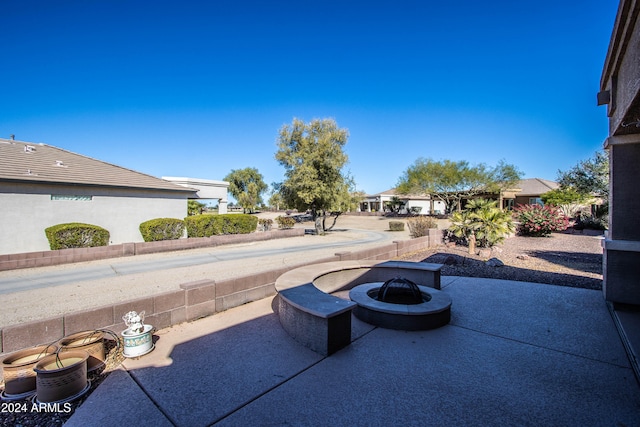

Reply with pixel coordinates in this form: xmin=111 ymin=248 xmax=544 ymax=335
xmin=315 ymin=216 xmax=325 ymax=235
xmin=468 ymin=234 xmax=476 ymax=255
xmin=325 ymin=212 xmax=341 ymax=231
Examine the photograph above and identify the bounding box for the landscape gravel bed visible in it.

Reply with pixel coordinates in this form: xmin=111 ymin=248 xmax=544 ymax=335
xmin=398 ymin=232 xmax=604 ymax=290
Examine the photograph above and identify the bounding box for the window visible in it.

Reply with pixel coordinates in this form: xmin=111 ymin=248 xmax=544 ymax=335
xmin=51 ymin=195 xmax=93 ymax=201
xmin=528 ymin=197 xmax=543 ymax=206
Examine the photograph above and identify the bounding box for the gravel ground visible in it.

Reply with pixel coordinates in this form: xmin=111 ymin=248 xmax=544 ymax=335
xmin=398 ymin=231 xmax=604 ymax=290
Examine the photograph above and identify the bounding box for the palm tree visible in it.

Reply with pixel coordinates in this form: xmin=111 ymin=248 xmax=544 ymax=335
xmin=448 ymin=199 xmax=514 ymax=254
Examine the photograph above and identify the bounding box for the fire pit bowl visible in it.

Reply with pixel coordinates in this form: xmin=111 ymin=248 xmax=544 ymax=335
xmin=349 ymin=278 xmax=451 ymax=331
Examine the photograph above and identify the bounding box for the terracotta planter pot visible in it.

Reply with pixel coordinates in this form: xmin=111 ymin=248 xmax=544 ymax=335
xmin=121 ymin=324 xmax=154 ymax=357
xmin=1 ymin=344 xmax=58 ymax=399
xmin=33 ymin=350 xmax=89 ymax=404
xmin=58 ymin=330 xmax=105 ymax=372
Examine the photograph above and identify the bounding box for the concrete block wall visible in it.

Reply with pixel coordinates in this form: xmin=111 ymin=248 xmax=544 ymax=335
xmin=0 ymin=229 xmax=443 ymax=356
xmin=0 ymin=229 xmax=304 ymax=271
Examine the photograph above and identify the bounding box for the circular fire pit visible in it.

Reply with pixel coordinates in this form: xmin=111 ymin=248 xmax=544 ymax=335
xmin=349 ymin=277 xmax=451 ymax=331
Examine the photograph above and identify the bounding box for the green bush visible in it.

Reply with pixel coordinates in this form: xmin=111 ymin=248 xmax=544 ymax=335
xmin=184 ymin=214 xmax=217 ymax=237
xmin=139 ymin=218 xmax=185 ymax=242
xmin=407 ymin=216 xmax=437 ymax=238
xmin=388 ymin=221 xmax=405 ymax=231
xmin=449 ymin=199 xmax=514 ymax=248
xmin=514 ymin=204 xmax=568 ymax=237
xmin=275 ymin=216 xmax=296 ymax=229
xmin=575 ymin=212 xmax=608 ymax=231
xmin=45 ymin=223 xmax=110 ymax=250
xmin=184 ymin=214 xmax=258 ymax=237
xmin=218 ymin=214 xmax=259 ymax=234
xmin=258 ymin=218 xmax=273 ymax=231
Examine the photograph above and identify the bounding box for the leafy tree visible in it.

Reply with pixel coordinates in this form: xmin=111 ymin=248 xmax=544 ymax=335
xmin=275 ymin=118 xmax=353 ymax=234
xmin=397 ymin=158 xmax=521 ymax=213
xmin=224 ymin=167 xmax=268 ymax=214
xmin=541 ymin=188 xmax=587 ymax=218
xmin=557 ymin=151 xmax=609 ymax=199
xmin=268 ymin=191 xmax=283 ymax=211
xmin=556 ymin=151 xmax=609 ymax=225
xmin=267 ymin=182 xmax=283 ymax=211
xmin=350 ymin=190 xmax=367 ymax=211
xmin=541 ymin=188 xmax=587 ymax=206
xmin=188 ymin=200 xmax=206 ymax=216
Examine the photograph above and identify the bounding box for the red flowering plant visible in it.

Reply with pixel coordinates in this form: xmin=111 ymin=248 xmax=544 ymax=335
xmin=513 ymin=204 xmax=569 ymax=237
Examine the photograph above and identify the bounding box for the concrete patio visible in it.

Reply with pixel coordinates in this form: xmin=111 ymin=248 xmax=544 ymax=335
xmin=65 ymin=275 xmax=640 ymax=426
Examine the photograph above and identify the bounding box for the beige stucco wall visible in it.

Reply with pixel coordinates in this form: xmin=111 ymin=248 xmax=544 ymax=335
xmin=403 ymin=200 xmax=446 ymax=215
xmin=0 ymin=183 xmax=188 ymax=255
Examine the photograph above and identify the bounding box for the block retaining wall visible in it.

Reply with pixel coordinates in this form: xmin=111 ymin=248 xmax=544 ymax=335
xmin=0 ymin=229 xmax=304 ymax=272
xmin=0 ymin=231 xmax=442 ymax=356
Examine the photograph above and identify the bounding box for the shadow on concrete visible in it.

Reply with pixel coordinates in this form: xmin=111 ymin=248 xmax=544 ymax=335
xmin=66 ymin=278 xmax=640 ymax=427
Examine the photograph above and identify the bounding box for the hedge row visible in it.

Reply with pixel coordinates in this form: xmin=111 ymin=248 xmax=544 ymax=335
xmin=44 ymin=214 xmax=261 ymax=249
xmin=184 ymin=214 xmax=258 ymax=237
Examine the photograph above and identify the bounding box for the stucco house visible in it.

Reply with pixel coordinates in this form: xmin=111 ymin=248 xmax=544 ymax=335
xmin=360 ymin=188 xmax=446 ymax=215
xmin=513 ymin=178 xmax=559 ymax=207
xmin=361 ymin=179 xmax=558 ymax=214
xmin=0 ymin=138 xmax=199 ymax=255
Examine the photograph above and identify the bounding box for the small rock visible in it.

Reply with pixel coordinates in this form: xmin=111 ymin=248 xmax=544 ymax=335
xmin=486 ymin=257 xmax=504 ymax=267
xmin=516 ymin=254 xmax=529 ymax=260
xmin=478 ymin=248 xmax=492 ymax=258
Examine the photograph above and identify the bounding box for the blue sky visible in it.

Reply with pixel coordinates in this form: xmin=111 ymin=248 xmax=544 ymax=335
xmin=1 ymin=1 xmax=619 ymax=197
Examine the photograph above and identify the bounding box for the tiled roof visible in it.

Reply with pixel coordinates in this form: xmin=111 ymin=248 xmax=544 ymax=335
xmin=0 ymin=138 xmax=195 ymax=193
xmin=368 ymin=179 xmax=558 ymax=199
xmin=516 ymin=178 xmax=559 ymax=196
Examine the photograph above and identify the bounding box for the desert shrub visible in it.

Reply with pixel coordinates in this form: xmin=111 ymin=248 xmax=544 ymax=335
xmin=45 ymin=223 xmax=110 ymax=250
xmin=514 ymin=204 xmax=568 ymax=237
xmin=275 ymin=216 xmax=296 ymax=229
xmin=139 ymin=218 xmax=185 ymax=242
xmin=184 ymin=214 xmax=258 ymax=237
xmin=407 ymin=216 xmax=437 ymax=238
xmin=389 ymin=221 xmax=405 ymax=231
xmin=448 ymin=199 xmax=515 ymax=249
xmin=258 ymin=218 xmax=273 ymax=231
xmin=575 ymin=213 xmax=608 ymax=231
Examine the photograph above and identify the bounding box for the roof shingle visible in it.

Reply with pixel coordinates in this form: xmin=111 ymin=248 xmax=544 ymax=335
xmin=0 ymin=138 xmax=194 ymax=193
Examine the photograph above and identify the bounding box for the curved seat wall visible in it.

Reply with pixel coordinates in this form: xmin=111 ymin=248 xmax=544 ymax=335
xmin=275 ymin=260 xmax=443 ymax=355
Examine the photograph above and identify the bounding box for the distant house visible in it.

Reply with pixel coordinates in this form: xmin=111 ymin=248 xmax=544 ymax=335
xmin=513 ymin=178 xmax=559 ymax=207
xmin=162 ymin=176 xmax=230 ymax=214
xmin=359 ymin=188 xmax=446 ymax=215
xmin=361 ymin=178 xmax=558 ymax=215
xmin=0 ymin=138 xmax=198 ymax=255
